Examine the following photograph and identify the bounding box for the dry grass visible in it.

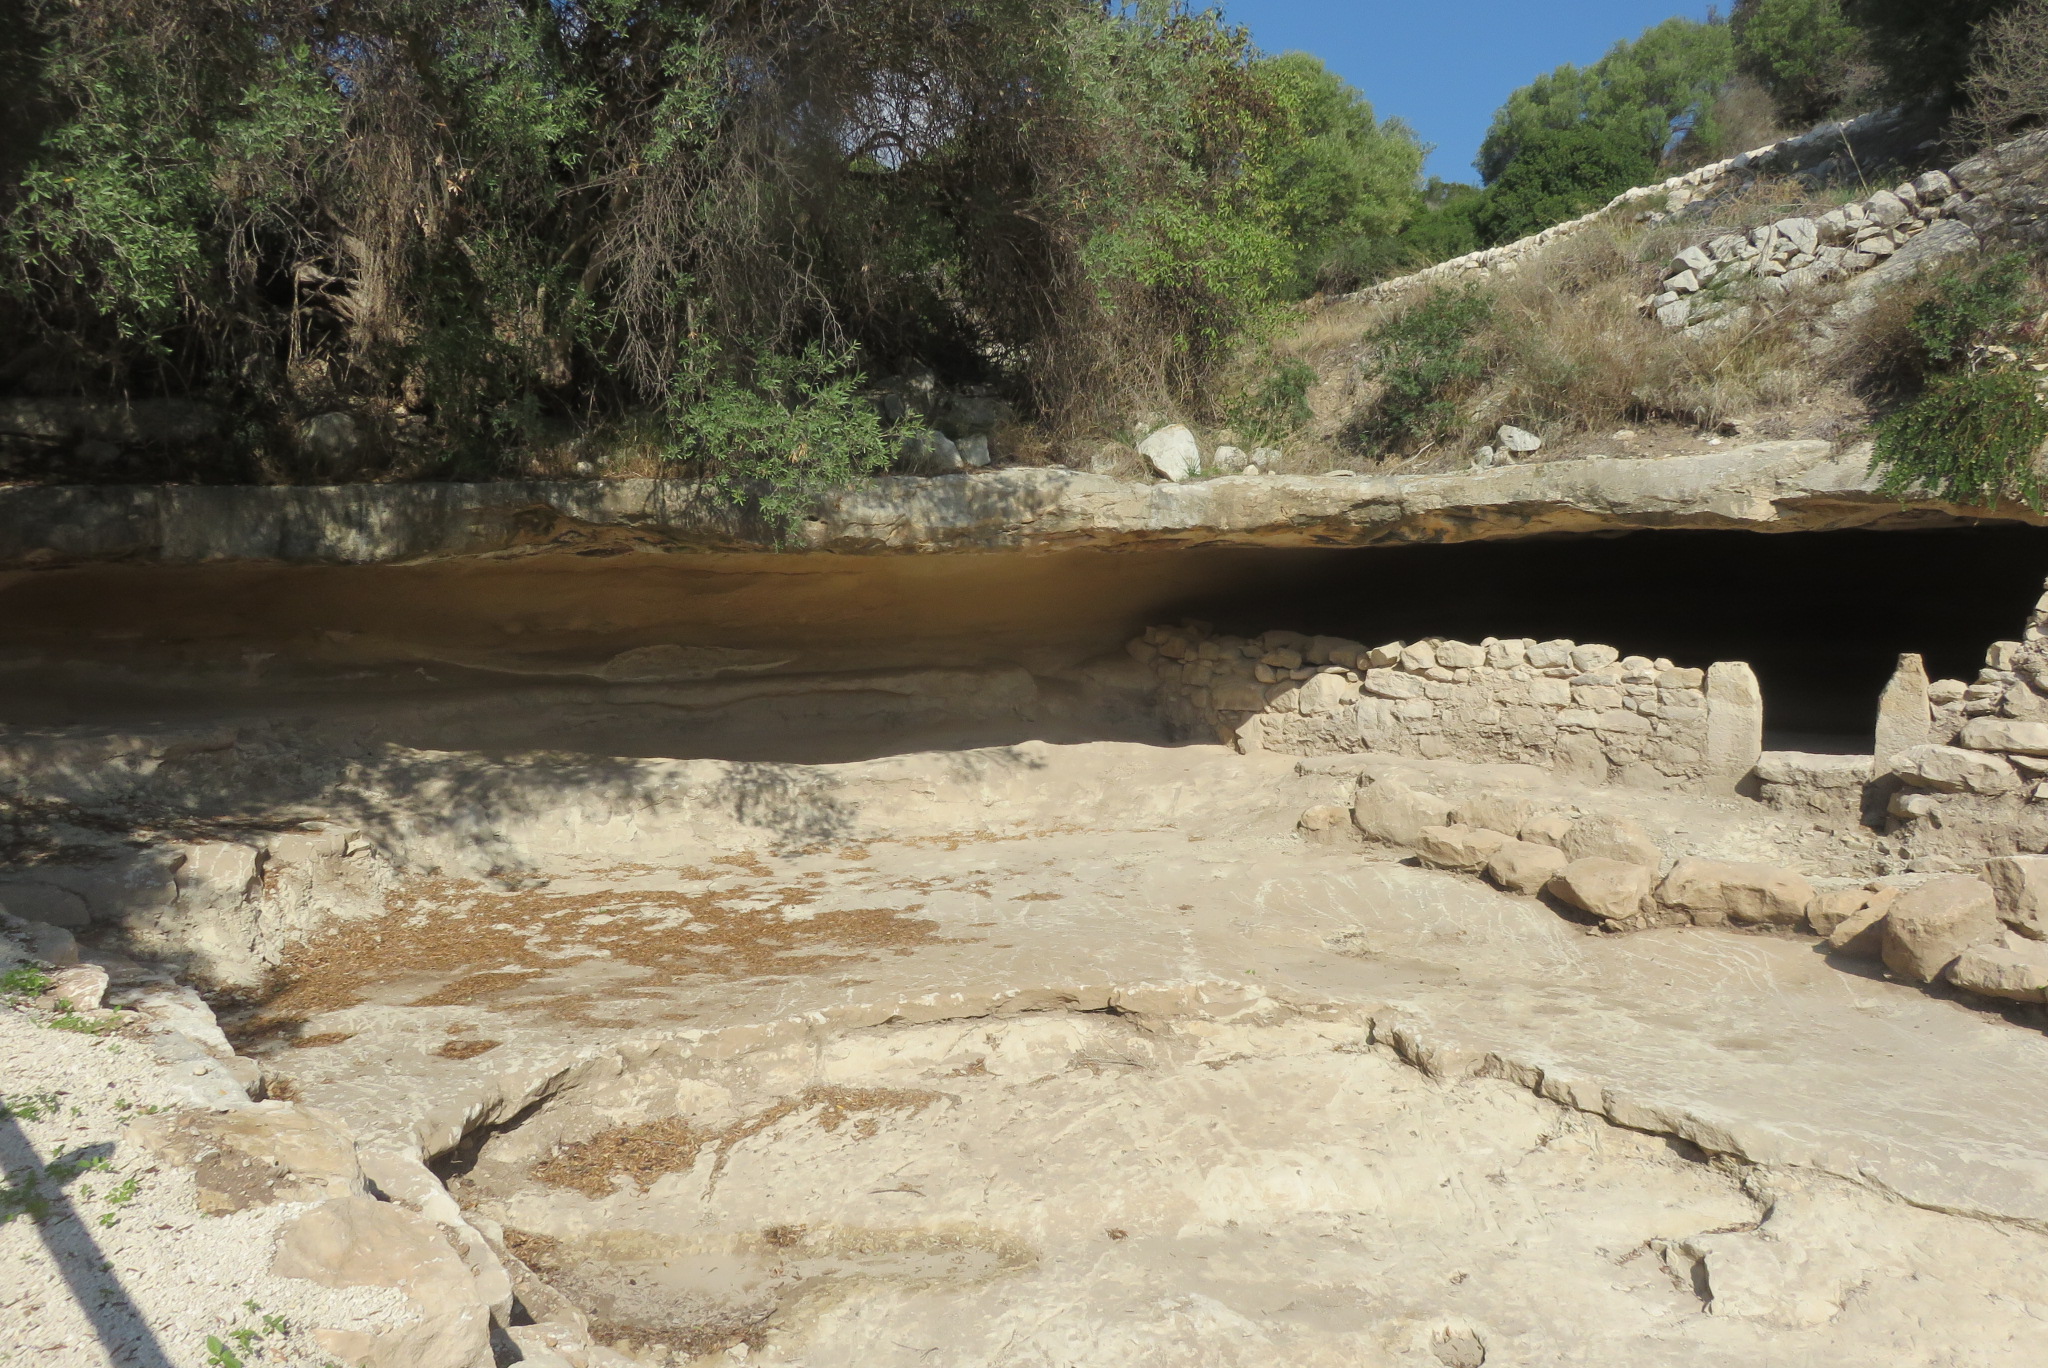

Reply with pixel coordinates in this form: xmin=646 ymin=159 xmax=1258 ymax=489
xmin=1258 ymin=175 xmax=1883 ymax=468
xmin=528 ymin=1086 xmax=944 ymax=1198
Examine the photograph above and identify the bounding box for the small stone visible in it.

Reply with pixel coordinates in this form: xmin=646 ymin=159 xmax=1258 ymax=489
xmin=1496 ymin=425 xmax=1543 ymax=453
xmin=956 ymin=433 xmax=992 ymax=467
xmin=1434 ymin=640 xmax=1485 ymax=670
xmin=1864 ymin=190 xmax=1909 ymax=227
xmin=1665 ymin=269 xmax=1701 ymax=293
xmin=1400 ymin=641 xmax=1438 ymax=673
xmin=1210 ymin=444 xmax=1249 ymax=473
xmin=1520 ymin=812 xmax=1575 ymax=848
xmin=1366 ymin=641 xmax=1404 ymax=669
xmin=1825 ymin=902 xmax=1890 ymax=960
xmin=1549 ymin=858 xmax=1655 ymax=921
xmin=36 ymin=963 xmax=109 ymax=1012
xmin=1298 ymin=804 xmax=1351 ymax=833
xmin=1671 ymin=245 xmax=1714 ymax=274
xmin=1956 ymin=717 xmax=2048 ymax=756
xmin=1882 ymin=877 xmax=2001 ymax=983
xmin=1251 ymin=446 xmax=1282 ymax=472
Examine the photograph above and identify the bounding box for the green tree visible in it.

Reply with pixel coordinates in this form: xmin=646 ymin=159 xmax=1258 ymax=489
xmin=1842 ymin=0 xmax=2020 ymax=108
xmin=1240 ymin=52 xmax=1423 ymax=293
xmin=2 ymin=0 xmax=1394 ymax=493
xmin=1473 ymin=122 xmax=1657 ymax=245
xmin=1732 ymin=0 xmax=1867 ymax=124
xmin=1476 ymin=17 xmax=1736 ymax=186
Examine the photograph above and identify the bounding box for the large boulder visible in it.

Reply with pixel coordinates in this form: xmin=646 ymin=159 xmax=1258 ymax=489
xmin=1485 ymin=840 xmax=1569 ymax=896
xmin=1881 ymin=876 xmax=2001 ymax=983
xmin=1352 ymin=778 xmax=1453 ymax=847
xmin=1548 ymin=858 xmax=1655 ymax=921
xmin=1413 ymin=824 xmax=1512 ymax=872
xmin=1949 ymin=932 xmax=2048 ymax=1003
xmin=274 ymin=1195 xmax=493 ymax=1368
xmin=1560 ymin=813 xmax=1662 ymax=868
xmin=1889 ymin=744 xmax=2021 ymax=795
xmin=1137 ymin=425 xmax=1200 ymax=482
xmin=1656 ymin=858 xmax=1815 ymax=928
xmin=1983 ymin=855 xmax=2048 ymax=939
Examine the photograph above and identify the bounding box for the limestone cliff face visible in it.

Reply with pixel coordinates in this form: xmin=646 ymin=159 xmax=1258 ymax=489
xmin=0 ymin=440 xmax=2037 ymax=568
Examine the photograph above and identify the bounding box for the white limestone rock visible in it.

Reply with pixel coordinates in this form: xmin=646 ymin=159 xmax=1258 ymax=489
xmin=1137 ymin=425 xmax=1200 ymax=482
xmin=1889 ymin=744 xmax=2021 ymax=795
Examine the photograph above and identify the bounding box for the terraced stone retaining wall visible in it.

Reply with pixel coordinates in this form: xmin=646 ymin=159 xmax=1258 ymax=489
xmin=1131 ymin=625 xmax=1762 ymax=793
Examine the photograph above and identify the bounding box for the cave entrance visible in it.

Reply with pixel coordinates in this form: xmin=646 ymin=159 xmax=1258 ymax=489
xmin=3 ymin=523 xmax=2045 ymax=763
xmin=1169 ymin=525 xmax=2048 ymax=752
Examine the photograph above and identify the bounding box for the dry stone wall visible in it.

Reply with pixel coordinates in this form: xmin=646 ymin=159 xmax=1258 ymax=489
xmin=1131 ymin=625 xmax=1761 ymax=793
xmin=1651 ymin=129 xmax=2048 ymax=332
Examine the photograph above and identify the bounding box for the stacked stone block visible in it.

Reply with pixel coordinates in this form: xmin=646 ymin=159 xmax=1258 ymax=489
xmin=1130 ymin=625 xmax=1760 ymax=792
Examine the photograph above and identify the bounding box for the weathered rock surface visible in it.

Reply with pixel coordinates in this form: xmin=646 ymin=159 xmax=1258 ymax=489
xmin=3 ymin=440 xmax=2038 ymax=567
xmin=1657 ymin=858 xmax=1815 ymax=928
xmin=1549 ymin=857 xmax=1655 ymax=921
xmin=1352 ymin=778 xmax=1453 ymax=846
xmin=1413 ymin=823 xmax=1512 ymax=871
xmin=131 ymin=1102 xmax=368 ymax=1214
xmin=1484 ymin=838 xmax=1570 ymax=895
xmin=1985 ymin=854 xmax=2048 ymax=939
xmin=1882 ymin=877 xmax=2002 ymax=983
xmin=1949 ymin=932 xmax=2048 ymax=1003
xmin=274 ymin=1195 xmax=493 ymax=1368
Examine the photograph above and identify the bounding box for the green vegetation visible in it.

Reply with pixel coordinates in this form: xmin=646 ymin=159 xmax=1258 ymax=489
xmin=0 ymin=1090 xmax=64 ymax=1122
xmin=1905 ymin=252 xmax=2037 ymax=366
xmin=1870 ymin=252 xmax=2048 ymax=509
xmin=1874 ymin=370 xmax=2048 ymax=508
xmin=1473 ymin=122 xmax=1658 ymax=245
xmin=1732 ymin=0 xmax=1867 ymax=125
xmin=1845 ymin=0 xmax=2024 ymax=108
xmin=1344 ymin=287 xmax=1493 ymax=456
xmin=1226 ymin=358 xmax=1318 ymax=443
xmin=1 ymin=966 xmax=54 ymax=997
xmin=0 ymin=0 xmax=1423 ymax=507
xmin=203 ymin=1306 xmax=293 ymax=1368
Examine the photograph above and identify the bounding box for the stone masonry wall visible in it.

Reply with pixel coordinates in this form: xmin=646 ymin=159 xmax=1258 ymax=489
xmin=1131 ymin=625 xmax=1762 ymax=794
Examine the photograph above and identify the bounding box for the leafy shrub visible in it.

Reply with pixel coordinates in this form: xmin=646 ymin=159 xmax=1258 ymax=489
xmin=1870 ymin=369 xmax=2048 ymax=508
xmin=662 ymin=344 xmax=897 ymax=536
xmin=1226 ymin=359 xmax=1317 ymax=442
xmin=1908 ymin=252 xmax=2036 ymax=365
xmin=1346 ymin=288 xmax=1493 ymax=456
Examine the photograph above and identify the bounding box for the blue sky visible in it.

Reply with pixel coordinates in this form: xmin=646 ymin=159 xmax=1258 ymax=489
xmin=1219 ymin=1 xmax=1718 ymax=182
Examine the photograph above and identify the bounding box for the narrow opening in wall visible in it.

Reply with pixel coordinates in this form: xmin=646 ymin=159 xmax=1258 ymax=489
xmin=1171 ymin=525 xmax=2048 ymax=752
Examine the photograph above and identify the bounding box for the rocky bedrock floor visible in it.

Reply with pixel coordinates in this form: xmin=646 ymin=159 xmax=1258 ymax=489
xmin=164 ymin=738 xmax=2048 ymax=1368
